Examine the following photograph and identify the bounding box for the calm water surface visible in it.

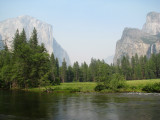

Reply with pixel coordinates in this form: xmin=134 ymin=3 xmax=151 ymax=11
xmin=0 ymin=90 xmax=160 ymax=120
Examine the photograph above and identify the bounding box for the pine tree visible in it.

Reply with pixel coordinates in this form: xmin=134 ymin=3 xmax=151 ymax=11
xmin=73 ymin=61 xmax=80 ymax=82
xmin=29 ymin=27 xmax=38 ymax=48
xmin=96 ymin=60 xmax=111 ymax=83
xmin=131 ymin=56 xmax=136 ymax=79
xmin=135 ymin=64 xmax=142 ymax=80
xmin=81 ymin=62 xmax=88 ymax=82
xmin=67 ymin=66 xmax=74 ymax=82
xmin=55 ymin=58 xmax=59 ymax=77
xmin=115 ymin=59 xmax=122 ymax=74
xmin=139 ymin=56 xmax=147 ymax=79
xmin=13 ymin=29 xmax=20 ymax=52
xmin=89 ymin=58 xmax=98 ymax=81
xmin=19 ymin=28 xmax=27 ymax=44
xmin=40 ymin=43 xmax=47 ymax=53
xmin=121 ymin=55 xmax=131 ymax=79
xmin=49 ymin=53 xmax=56 ymax=84
xmin=145 ymin=59 xmax=156 ymax=79
xmin=157 ymin=53 xmax=160 ymax=78
xmin=61 ymin=58 xmax=67 ymax=83
xmin=151 ymin=54 xmax=160 ymax=78
xmin=135 ymin=53 xmax=139 ymax=65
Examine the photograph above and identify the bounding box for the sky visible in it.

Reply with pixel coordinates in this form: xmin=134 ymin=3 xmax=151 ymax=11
xmin=0 ymin=0 xmax=160 ymax=64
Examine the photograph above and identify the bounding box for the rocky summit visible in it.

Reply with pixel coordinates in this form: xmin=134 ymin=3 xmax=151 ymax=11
xmin=113 ymin=12 xmax=160 ymax=64
xmin=0 ymin=15 xmax=71 ymax=66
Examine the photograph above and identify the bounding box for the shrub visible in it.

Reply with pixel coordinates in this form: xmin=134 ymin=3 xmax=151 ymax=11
xmin=142 ymin=82 xmax=160 ymax=93
xmin=94 ymin=73 xmax=126 ymax=91
xmin=94 ymin=84 xmax=106 ymax=91
xmin=70 ymin=88 xmax=81 ymax=93
xmin=109 ymin=73 xmax=126 ymax=90
xmin=52 ymin=77 xmax=60 ymax=85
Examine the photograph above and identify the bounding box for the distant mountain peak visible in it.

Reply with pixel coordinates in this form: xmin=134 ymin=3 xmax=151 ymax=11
xmin=142 ymin=11 xmax=160 ymax=35
xmin=147 ymin=11 xmax=160 ymax=20
xmin=18 ymin=15 xmax=33 ymax=18
xmin=105 ymin=55 xmax=114 ymax=65
xmin=121 ymin=27 xmax=142 ymax=39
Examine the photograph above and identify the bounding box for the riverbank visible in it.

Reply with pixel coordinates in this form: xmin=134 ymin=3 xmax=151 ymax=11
xmin=24 ymin=79 xmax=160 ymax=93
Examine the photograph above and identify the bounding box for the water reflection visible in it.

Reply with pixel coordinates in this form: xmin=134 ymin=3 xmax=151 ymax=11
xmin=0 ymin=91 xmax=160 ymax=120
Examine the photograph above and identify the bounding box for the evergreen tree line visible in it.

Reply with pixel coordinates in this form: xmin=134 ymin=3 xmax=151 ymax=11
xmin=60 ymin=53 xmax=160 ymax=83
xmin=0 ymin=29 xmax=160 ymax=89
xmin=60 ymin=58 xmax=112 ymax=83
xmin=115 ymin=54 xmax=160 ymax=80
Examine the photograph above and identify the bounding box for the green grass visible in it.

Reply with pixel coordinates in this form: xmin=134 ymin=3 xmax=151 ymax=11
xmin=26 ymin=82 xmax=97 ymax=93
xmin=54 ymin=82 xmax=96 ymax=92
xmin=26 ymin=79 xmax=160 ymax=93
xmin=126 ymin=79 xmax=160 ymax=92
xmin=127 ymin=79 xmax=160 ymax=86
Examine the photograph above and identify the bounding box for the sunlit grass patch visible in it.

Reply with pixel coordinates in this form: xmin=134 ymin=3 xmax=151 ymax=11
xmin=26 ymin=79 xmax=160 ymax=93
xmin=126 ymin=79 xmax=160 ymax=92
xmin=53 ymin=82 xmax=97 ymax=92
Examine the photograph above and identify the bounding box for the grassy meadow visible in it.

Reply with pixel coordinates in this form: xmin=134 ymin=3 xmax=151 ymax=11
xmin=27 ymin=79 xmax=160 ymax=93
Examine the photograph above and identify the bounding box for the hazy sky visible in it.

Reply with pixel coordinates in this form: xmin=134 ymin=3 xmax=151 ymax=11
xmin=0 ymin=0 xmax=160 ymax=64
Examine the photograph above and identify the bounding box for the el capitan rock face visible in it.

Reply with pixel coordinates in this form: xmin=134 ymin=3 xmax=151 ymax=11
xmin=0 ymin=15 xmax=71 ymax=65
xmin=114 ymin=12 xmax=160 ymax=64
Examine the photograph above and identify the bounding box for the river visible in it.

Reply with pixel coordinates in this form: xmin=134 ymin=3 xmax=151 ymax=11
xmin=0 ymin=90 xmax=160 ymax=120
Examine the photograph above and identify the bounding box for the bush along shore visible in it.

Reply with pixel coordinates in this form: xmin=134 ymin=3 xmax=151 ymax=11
xmin=24 ymin=79 xmax=160 ymax=93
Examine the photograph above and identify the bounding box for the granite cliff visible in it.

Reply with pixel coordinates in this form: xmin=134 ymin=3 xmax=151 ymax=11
xmin=0 ymin=15 xmax=71 ymax=65
xmin=114 ymin=12 xmax=160 ymax=64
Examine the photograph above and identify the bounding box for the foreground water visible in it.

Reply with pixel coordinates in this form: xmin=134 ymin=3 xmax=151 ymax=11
xmin=0 ymin=90 xmax=160 ymax=120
